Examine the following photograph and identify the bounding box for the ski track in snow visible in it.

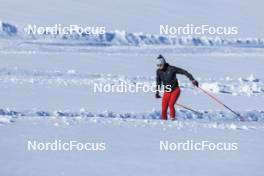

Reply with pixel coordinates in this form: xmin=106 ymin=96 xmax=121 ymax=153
xmin=0 ymin=108 xmax=264 ymax=130
xmin=0 ymin=67 xmax=263 ymax=96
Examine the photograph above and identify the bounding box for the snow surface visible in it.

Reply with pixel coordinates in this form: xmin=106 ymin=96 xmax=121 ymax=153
xmin=0 ymin=51 xmax=264 ymax=176
xmin=1 ymin=118 xmax=263 ymax=176
xmin=1 ymin=0 xmax=264 ymax=175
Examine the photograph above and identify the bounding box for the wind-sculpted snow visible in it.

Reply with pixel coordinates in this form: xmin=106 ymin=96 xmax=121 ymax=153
xmin=1 ymin=21 xmax=264 ymax=49
xmin=26 ymin=31 xmax=264 ymax=48
xmin=0 ymin=67 xmax=263 ymax=96
xmin=0 ymin=21 xmax=17 ymax=36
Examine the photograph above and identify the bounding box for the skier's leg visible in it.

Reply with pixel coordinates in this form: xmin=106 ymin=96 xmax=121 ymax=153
xmin=168 ymin=88 xmax=181 ymax=119
xmin=161 ymin=92 xmax=170 ymax=120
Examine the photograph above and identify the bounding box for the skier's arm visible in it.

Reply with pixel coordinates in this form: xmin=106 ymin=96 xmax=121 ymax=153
xmin=155 ymin=70 xmax=162 ymax=98
xmin=175 ymin=67 xmax=199 ymax=87
xmin=175 ymin=67 xmax=194 ymax=81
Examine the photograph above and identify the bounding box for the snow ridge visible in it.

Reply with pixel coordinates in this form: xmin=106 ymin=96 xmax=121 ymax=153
xmin=1 ymin=22 xmax=264 ymax=48
xmin=0 ymin=21 xmax=17 ymax=36
xmin=0 ymin=108 xmax=264 ymax=130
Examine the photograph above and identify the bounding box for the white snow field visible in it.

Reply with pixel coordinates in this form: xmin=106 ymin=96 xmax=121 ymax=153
xmin=0 ymin=50 xmax=264 ymax=176
xmin=1 ymin=0 xmax=264 ymax=175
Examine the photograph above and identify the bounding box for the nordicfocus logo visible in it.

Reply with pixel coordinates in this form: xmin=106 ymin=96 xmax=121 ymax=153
xmin=160 ymin=24 xmax=238 ymax=36
xmin=94 ymin=83 xmax=171 ymax=93
xmin=24 ymin=24 xmax=106 ymax=35
xmin=27 ymin=140 xmax=106 ymax=151
xmin=160 ymin=140 xmax=238 ymax=151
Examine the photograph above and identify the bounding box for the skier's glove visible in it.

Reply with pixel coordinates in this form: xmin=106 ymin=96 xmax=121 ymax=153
xmin=155 ymin=92 xmax=161 ymax=98
xmin=192 ymin=80 xmax=199 ymax=87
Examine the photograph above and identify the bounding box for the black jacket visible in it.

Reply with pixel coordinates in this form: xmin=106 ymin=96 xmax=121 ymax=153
xmin=156 ymin=63 xmax=194 ymax=92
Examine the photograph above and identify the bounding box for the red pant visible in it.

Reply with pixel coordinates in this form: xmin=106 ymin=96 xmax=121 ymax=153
xmin=162 ymin=88 xmax=181 ymax=120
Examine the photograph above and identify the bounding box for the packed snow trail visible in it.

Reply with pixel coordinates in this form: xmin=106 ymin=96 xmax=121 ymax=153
xmin=1 ymin=108 xmax=264 ymax=128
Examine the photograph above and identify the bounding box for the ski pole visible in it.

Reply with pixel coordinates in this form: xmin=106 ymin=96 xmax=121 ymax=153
xmin=176 ymin=103 xmax=203 ymax=116
xmin=197 ymin=86 xmax=245 ymax=121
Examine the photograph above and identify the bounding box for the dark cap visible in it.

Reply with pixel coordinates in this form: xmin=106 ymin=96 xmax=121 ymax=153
xmin=157 ymin=54 xmax=164 ymax=59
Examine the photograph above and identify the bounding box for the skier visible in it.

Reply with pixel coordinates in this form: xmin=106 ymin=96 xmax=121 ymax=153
xmin=155 ymin=54 xmax=199 ymax=120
